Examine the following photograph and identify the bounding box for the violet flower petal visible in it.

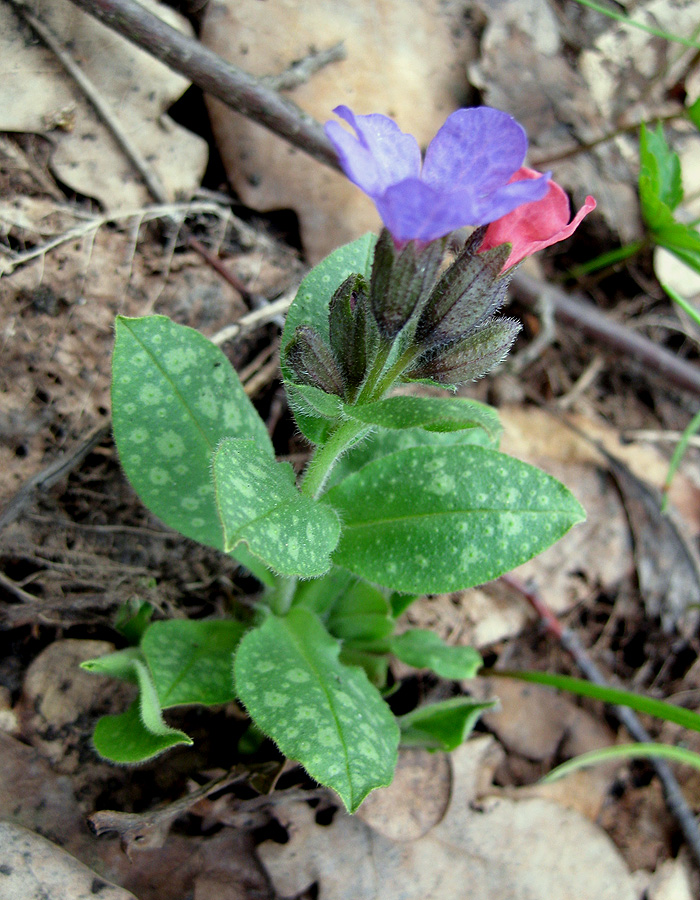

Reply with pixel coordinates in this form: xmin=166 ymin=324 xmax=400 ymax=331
xmin=324 ymin=105 xmax=421 ymax=197
xmin=422 ymin=107 xmax=528 ymax=193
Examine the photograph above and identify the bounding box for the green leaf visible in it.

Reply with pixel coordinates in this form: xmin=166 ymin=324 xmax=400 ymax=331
xmin=112 ymin=315 xmax=273 ymax=553
xmin=389 ymin=591 xmax=420 ymax=618
xmin=213 ymin=438 xmax=340 ymax=577
xmin=327 ymin=581 xmax=394 ymax=644
xmin=399 ymin=697 xmax=496 ymax=751
xmin=654 ymin=220 xmax=700 ymax=276
xmin=81 ymin=646 xmax=143 ymax=683
xmin=338 ymin=647 xmax=389 ymax=687
xmin=390 ymin=630 xmax=482 ymax=680
xmin=292 ymin=567 xmax=356 ymax=616
xmin=141 ymin=619 xmax=244 ymax=708
xmin=114 ymin=598 xmax=154 ymax=644
xmin=489 ymin=669 xmax=700 ymax=733
xmin=234 ymin=607 xmax=399 ymax=812
xmin=91 ymin=657 xmax=192 ymax=763
xmin=347 ymin=395 xmax=502 ymax=442
xmin=284 ymin=382 xmax=343 ymax=446
xmin=639 ymin=122 xmax=683 ymax=214
xmin=688 ymin=97 xmax=700 ymax=132
xmin=328 ymin=423 xmax=497 ymax=490
xmin=324 ymin=445 xmax=585 ymax=593
xmin=93 ymin=699 xmax=191 ymax=763
xmin=281 ymin=234 xmax=377 ymax=441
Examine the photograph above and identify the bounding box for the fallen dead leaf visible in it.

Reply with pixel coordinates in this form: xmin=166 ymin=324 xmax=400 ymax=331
xmin=258 ymin=737 xmax=638 ymax=900
xmin=201 ymin=0 xmax=474 ymax=262
xmin=0 ymin=0 xmax=207 ymax=210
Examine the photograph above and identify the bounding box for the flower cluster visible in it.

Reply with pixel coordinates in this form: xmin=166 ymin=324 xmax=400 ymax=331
xmin=285 ymin=105 xmax=596 ymax=399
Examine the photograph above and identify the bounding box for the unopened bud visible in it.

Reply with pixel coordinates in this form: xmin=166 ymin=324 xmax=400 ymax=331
xmin=284 ymin=324 xmax=345 ymax=397
xmin=328 ymin=273 xmax=376 ymax=391
xmin=369 ymin=229 xmax=446 ymax=341
xmin=406 ymin=317 xmax=521 ymax=386
xmin=415 ymin=233 xmax=512 ymax=350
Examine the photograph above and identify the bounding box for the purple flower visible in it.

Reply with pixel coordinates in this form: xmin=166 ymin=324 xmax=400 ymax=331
xmin=325 ymin=106 xmax=551 ymax=245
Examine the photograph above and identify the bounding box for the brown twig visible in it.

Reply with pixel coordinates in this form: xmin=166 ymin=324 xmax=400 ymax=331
xmin=0 ymin=425 xmax=111 ymax=534
xmin=512 ymin=271 xmax=700 ymax=398
xmin=500 ymin=572 xmax=700 ymax=870
xmin=63 ymin=0 xmax=340 ymax=171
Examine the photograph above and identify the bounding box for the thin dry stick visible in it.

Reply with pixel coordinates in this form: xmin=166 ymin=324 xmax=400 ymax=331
xmin=0 ymin=424 xmax=111 ymax=534
xmin=513 ymin=271 xmax=700 ymax=398
xmin=63 ymin=0 xmax=340 ymax=171
xmin=500 ymin=572 xmax=700 ymax=870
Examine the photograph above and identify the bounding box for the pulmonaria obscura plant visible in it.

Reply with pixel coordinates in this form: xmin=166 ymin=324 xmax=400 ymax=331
xmin=84 ymin=106 xmax=595 ymax=812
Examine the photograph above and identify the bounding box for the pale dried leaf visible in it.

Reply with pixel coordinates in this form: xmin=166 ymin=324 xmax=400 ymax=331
xmin=0 ymin=0 xmax=207 ymax=209
xmin=259 ymin=737 xmax=637 ymax=900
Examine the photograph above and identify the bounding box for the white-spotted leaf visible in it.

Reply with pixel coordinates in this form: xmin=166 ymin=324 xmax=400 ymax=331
xmin=234 ymin=608 xmax=399 ymax=813
xmin=213 ymin=439 xmax=340 ymax=577
xmin=324 ymin=445 xmax=585 ymax=593
xmin=390 ymin=630 xmax=482 ymax=679
xmin=141 ymin=619 xmax=244 ymax=708
xmin=112 ymin=316 xmax=273 ymax=553
xmin=347 ymin=395 xmax=501 ymax=443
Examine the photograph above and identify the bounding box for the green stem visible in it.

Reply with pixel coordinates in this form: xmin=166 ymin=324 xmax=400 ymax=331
xmin=300 ymin=418 xmax=370 ymax=499
xmin=267 ymin=574 xmax=298 ymax=616
xmin=355 ymin=341 xmax=391 ymax=405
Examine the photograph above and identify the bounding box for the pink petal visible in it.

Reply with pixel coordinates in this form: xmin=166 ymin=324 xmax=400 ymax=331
xmin=480 ymin=167 xmax=596 ymax=269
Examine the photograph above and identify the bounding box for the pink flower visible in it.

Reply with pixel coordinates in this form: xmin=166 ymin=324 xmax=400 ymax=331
xmin=480 ymin=167 xmax=596 ymax=269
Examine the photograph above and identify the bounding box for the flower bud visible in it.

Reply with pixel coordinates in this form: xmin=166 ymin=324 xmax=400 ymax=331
xmin=415 ymin=232 xmax=512 ymax=350
xmin=369 ymin=229 xmax=446 ymax=341
xmin=406 ymin=317 xmax=521 ymax=386
xmin=284 ymin=324 xmax=345 ymax=397
xmin=328 ymin=273 xmax=377 ymax=392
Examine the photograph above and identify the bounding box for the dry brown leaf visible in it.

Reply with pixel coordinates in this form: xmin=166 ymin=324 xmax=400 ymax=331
xmin=259 ymin=737 xmax=638 ymax=900
xmin=0 ymin=0 xmax=207 ymax=209
xmin=201 ymin=0 xmax=474 ymax=262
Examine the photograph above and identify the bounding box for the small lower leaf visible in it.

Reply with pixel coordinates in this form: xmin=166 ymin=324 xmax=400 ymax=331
xmin=390 ymin=630 xmax=482 ymax=680
xmin=93 ymin=699 xmax=191 ymax=764
xmin=90 ymin=656 xmax=192 ymax=764
xmin=399 ymin=697 xmax=496 ymax=751
xmin=213 ymin=438 xmax=340 ymax=577
xmin=234 ymin=607 xmax=399 ymax=812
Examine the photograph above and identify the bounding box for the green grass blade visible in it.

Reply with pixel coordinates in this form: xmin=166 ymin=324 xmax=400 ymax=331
xmin=544 ymin=742 xmax=700 ymax=782
xmin=489 ymin=669 xmax=700 ymax=732
xmin=571 ymin=0 xmax=700 ymax=49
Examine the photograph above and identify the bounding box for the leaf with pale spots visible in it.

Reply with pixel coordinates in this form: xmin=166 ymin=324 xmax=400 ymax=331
xmin=142 ymin=619 xmax=244 ymax=707
xmin=213 ymin=438 xmax=340 ymax=577
xmin=399 ymin=697 xmax=496 ymax=751
xmin=323 ymin=445 xmax=585 ymax=593
xmin=281 ymin=233 xmax=376 ymax=441
xmin=328 ymin=423 xmax=497 ymax=489
xmin=234 ymin=608 xmax=399 ymax=813
xmin=346 ymin=395 xmax=501 ymax=442
xmin=390 ymin=630 xmax=482 ymax=679
xmin=112 ymin=316 xmax=273 ymax=572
